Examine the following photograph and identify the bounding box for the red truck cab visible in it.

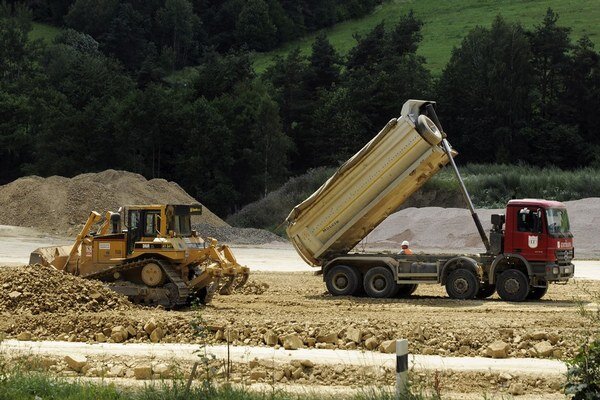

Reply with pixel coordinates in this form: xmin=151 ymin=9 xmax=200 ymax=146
xmin=487 ymin=199 xmax=574 ymax=301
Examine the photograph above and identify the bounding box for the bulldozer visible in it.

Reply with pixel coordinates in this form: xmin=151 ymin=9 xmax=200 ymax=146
xmin=30 ymin=204 xmax=249 ymax=308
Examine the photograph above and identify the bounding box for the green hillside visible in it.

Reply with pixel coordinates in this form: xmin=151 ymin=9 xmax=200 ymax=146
xmin=29 ymin=22 xmax=61 ymax=42
xmin=253 ymin=0 xmax=600 ymax=74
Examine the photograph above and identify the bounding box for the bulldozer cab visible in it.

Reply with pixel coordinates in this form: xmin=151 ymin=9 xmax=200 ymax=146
xmin=124 ymin=204 xmax=202 ymax=254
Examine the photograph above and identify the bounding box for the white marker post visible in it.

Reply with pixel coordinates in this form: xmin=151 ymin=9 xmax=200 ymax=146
xmin=396 ymin=339 xmax=409 ymax=399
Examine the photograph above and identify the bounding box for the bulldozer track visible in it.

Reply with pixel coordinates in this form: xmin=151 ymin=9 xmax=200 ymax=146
xmin=83 ymin=258 xmax=189 ymax=307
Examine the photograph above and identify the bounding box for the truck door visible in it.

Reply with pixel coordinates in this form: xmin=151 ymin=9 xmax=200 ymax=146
xmin=127 ymin=210 xmax=142 ymax=254
xmin=512 ymin=207 xmax=546 ymax=261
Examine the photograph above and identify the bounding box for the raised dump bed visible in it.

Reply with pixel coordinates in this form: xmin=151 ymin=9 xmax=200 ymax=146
xmin=286 ymin=100 xmax=455 ymax=266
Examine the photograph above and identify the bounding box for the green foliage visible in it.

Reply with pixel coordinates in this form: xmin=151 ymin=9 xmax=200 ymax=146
xmin=252 ymin=0 xmax=600 ymax=74
xmin=235 ymin=0 xmax=277 ymax=51
xmin=567 ymin=339 xmax=600 ymax=399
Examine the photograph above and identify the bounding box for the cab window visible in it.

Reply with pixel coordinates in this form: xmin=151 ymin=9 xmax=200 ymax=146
xmin=144 ymin=211 xmax=161 ymax=236
xmin=517 ymin=208 xmax=543 ymax=233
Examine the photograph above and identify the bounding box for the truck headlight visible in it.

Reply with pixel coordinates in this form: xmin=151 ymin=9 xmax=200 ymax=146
xmin=552 ymin=267 xmax=559 ymax=275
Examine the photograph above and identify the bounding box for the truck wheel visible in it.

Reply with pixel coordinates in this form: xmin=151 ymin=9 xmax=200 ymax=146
xmin=497 ymin=270 xmax=529 ymax=302
xmin=325 ymin=265 xmax=360 ymax=296
xmin=396 ymin=283 xmax=418 ymax=298
xmin=446 ymin=269 xmax=480 ymax=299
xmin=527 ymin=281 xmax=548 ymax=301
xmin=416 ymin=115 xmax=443 ymax=145
xmin=364 ymin=267 xmax=398 ymax=298
xmin=476 ymin=283 xmax=496 ymax=299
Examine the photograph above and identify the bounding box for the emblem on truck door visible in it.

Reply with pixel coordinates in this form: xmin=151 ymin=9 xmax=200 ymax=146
xmin=528 ymin=235 xmax=538 ymax=249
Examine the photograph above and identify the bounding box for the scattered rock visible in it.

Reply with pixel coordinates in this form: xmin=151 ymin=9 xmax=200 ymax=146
xmin=264 ymin=330 xmax=278 ymax=346
xmin=150 ymin=327 xmax=164 ymax=343
xmin=249 ymin=370 xmax=267 ymax=380
xmin=486 ymin=341 xmax=509 ymax=358
xmin=345 ymin=327 xmax=362 ymax=343
xmin=365 ymin=337 xmax=380 ymax=350
xmin=508 ymin=382 xmax=525 ymax=395
xmin=534 ymin=341 xmax=554 ymax=357
xmin=133 ymin=365 xmax=153 ymax=380
xmin=316 ymin=332 xmax=338 ymax=344
xmin=283 ymin=335 xmax=303 ymax=350
xmin=64 ymin=355 xmax=88 ymax=372
xmin=531 ymin=331 xmax=548 ymax=340
xmin=300 ymin=359 xmax=314 ymax=368
xmin=379 ymin=340 xmax=396 ymax=354
xmin=16 ymin=331 xmax=32 ymax=341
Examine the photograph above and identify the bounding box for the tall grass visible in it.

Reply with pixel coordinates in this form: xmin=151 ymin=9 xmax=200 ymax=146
xmin=228 ymin=164 xmax=600 ymax=230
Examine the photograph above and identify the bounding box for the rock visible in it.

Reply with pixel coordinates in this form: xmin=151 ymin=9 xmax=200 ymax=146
xmin=134 ymin=365 xmax=153 ymax=380
xmin=553 ymin=349 xmax=564 ymax=358
xmin=274 ymin=370 xmax=285 ymax=382
xmin=548 ymin=333 xmax=560 ymax=345
xmin=306 ymin=338 xmax=316 ymax=347
xmin=64 ymin=355 xmax=88 ymax=372
xmin=16 ymin=331 xmax=32 ymax=341
xmin=531 ymin=331 xmax=548 ymax=340
xmin=300 ymin=359 xmax=314 ymax=368
xmin=95 ymin=333 xmax=107 ymax=343
xmin=150 ymin=327 xmax=164 ymax=343
xmin=111 ymin=326 xmax=128 ymax=343
xmin=364 ymin=337 xmax=380 ymax=350
xmin=291 ymin=367 xmax=304 ymax=379
xmin=486 ymin=340 xmax=509 ymax=358
xmin=264 ymin=330 xmax=278 ymax=346
xmin=215 ymin=330 xmax=224 ymax=341
xmin=249 ymin=370 xmax=267 ymax=380
xmin=499 ymin=372 xmax=513 ymax=381
xmin=126 ymin=325 xmax=137 ymax=337
xmin=143 ymin=320 xmax=157 ymax=335
xmin=508 ymin=382 xmax=525 ymax=395
xmin=8 ymin=291 xmax=21 ymax=299
xmin=316 ymin=332 xmax=338 ymax=344
xmin=534 ymin=341 xmax=554 ymax=357
xmin=154 ymin=363 xmax=172 ymax=378
xmin=108 ymin=365 xmax=125 ymax=377
xmin=249 ymin=359 xmax=259 ymax=369
xmin=345 ymin=327 xmax=362 ymax=343
xmin=458 ymin=345 xmax=470 ymax=355
xmin=379 ymin=340 xmax=396 ymax=354
xmin=283 ymin=335 xmax=303 ymax=350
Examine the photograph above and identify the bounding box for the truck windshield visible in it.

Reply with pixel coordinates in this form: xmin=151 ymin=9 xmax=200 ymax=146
xmin=546 ymin=208 xmax=571 ymax=237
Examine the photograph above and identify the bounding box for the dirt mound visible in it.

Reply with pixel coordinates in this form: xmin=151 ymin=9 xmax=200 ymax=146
xmin=0 ymin=170 xmax=227 ymax=236
xmin=0 ymin=264 xmax=132 ymax=314
xmin=361 ymin=198 xmax=599 ymax=258
xmin=193 ymin=223 xmax=285 ymax=245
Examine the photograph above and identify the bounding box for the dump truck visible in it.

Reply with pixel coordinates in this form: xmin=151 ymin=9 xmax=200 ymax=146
xmin=286 ymin=100 xmax=574 ymax=302
xmin=30 ymin=204 xmax=249 ymax=307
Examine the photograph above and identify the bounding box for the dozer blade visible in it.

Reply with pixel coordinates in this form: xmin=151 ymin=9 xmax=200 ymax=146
xmin=204 ymin=275 xmax=221 ymax=304
xmin=29 ymin=245 xmax=74 ymax=271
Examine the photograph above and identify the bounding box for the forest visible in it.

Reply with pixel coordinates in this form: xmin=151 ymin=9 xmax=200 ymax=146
xmin=1 ymin=1 xmax=599 ymax=216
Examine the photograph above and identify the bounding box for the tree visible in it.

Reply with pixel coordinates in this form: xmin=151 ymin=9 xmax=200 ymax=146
xmin=528 ymin=8 xmax=572 ymax=117
xmin=235 ymin=0 xmax=277 ymax=51
xmin=437 ymin=16 xmax=533 ymax=163
xmin=306 ymin=32 xmax=341 ymax=91
xmin=103 ymin=3 xmax=149 ymax=70
xmin=156 ymin=0 xmax=201 ymax=69
xmin=64 ymin=0 xmax=119 ymax=39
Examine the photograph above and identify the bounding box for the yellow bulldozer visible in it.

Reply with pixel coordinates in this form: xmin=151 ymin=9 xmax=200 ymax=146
xmin=30 ymin=204 xmax=249 ymax=307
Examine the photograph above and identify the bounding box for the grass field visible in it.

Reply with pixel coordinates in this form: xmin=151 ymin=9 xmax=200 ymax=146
xmin=253 ymin=0 xmax=600 ymax=74
xmin=29 ymin=22 xmax=61 ymax=42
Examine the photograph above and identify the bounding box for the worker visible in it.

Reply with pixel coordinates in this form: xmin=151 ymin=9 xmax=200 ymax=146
xmin=399 ymin=240 xmax=413 ymax=255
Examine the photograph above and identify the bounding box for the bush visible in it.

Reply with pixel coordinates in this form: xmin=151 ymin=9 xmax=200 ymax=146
xmin=566 ymin=339 xmax=600 ymax=399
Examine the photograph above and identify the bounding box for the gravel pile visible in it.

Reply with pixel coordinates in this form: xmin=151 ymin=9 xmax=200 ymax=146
xmin=193 ymin=223 xmax=285 ymax=245
xmin=0 ymin=170 xmax=227 ymax=236
xmin=0 ymin=264 xmax=132 ymax=314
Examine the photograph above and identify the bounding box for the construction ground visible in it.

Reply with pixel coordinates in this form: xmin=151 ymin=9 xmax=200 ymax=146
xmin=0 ymin=171 xmax=598 ymax=399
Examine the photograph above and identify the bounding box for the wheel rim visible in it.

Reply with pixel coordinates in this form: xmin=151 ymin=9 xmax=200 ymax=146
xmin=371 ymin=274 xmax=387 ymax=292
xmin=453 ymin=277 xmax=469 ymax=294
xmin=141 ymin=263 xmax=164 ymax=287
xmin=332 ymin=273 xmax=349 ymax=291
xmin=504 ymin=278 xmax=521 ymax=294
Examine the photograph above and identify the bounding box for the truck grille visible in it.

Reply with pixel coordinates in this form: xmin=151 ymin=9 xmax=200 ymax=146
xmin=556 ymin=249 xmax=574 ymax=264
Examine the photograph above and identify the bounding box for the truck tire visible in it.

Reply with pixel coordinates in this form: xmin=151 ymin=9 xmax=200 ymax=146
xmin=325 ymin=265 xmax=360 ymax=296
xmin=396 ymin=283 xmax=418 ymax=298
xmin=497 ymin=269 xmax=530 ymax=302
xmin=476 ymin=283 xmax=496 ymax=299
xmin=416 ymin=115 xmax=443 ymax=146
xmin=527 ymin=281 xmax=548 ymax=301
xmin=364 ymin=267 xmax=398 ymax=298
xmin=446 ymin=269 xmax=480 ymax=300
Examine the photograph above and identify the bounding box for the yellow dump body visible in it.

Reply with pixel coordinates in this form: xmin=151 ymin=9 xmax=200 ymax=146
xmin=286 ymin=100 xmax=455 ymax=266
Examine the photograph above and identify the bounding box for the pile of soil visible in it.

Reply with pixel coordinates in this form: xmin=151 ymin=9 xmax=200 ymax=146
xmin=361 ymin=198 xmax=599 ymax=258
xmin=0 ymin=264 xmax=132 ymax=314
xmin=0 ymin=170 xmax=227 ymax=236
